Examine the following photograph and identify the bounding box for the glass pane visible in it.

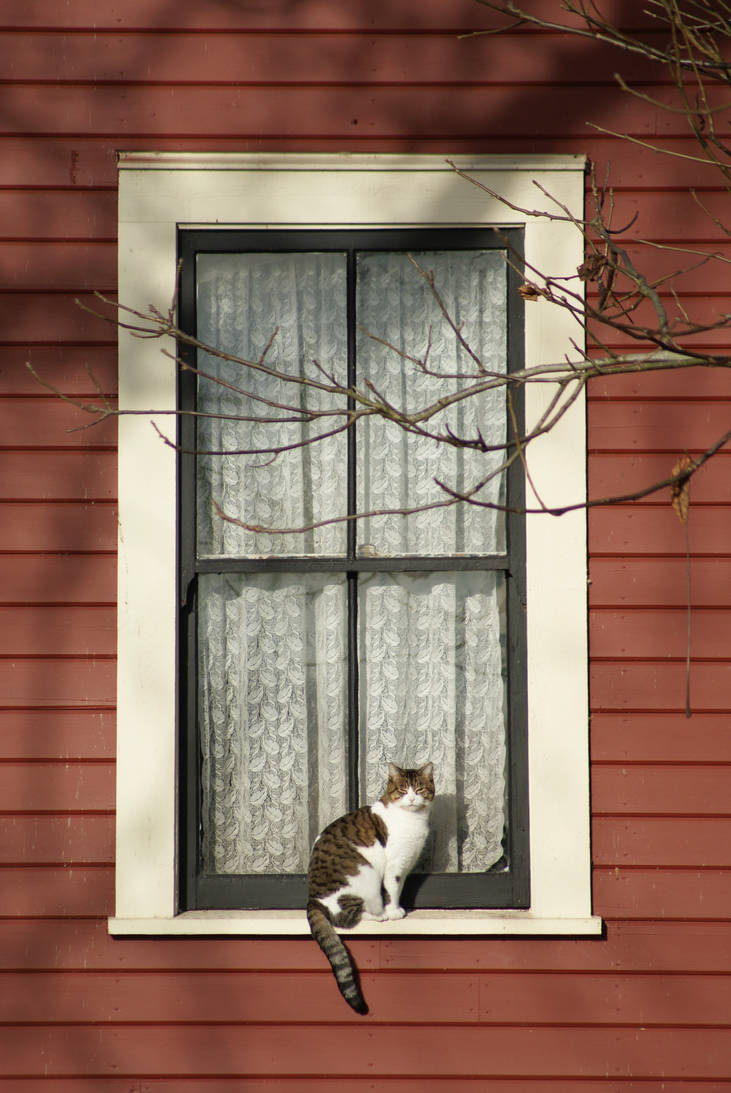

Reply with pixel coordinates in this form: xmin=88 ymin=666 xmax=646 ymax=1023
xmin=196 ymin=252 xmax=348 ymax=557
xmin=356 ymin=250 xmax=507 ymax=556
xmin=198 ymin=572 xmax=349 ymax=874
xmin=359 ymin=570 xmax=507 ymax=873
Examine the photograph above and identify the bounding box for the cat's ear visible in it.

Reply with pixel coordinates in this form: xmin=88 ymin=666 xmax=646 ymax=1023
xmin=387 ymin=762 xmax=401 ymax=781
xmin=419 ymin=761 xmax=434 ymax=781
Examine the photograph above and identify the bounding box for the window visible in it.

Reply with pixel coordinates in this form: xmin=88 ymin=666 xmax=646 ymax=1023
xmin=112 ymin=154 xmax=599 ymax=936
xmin=177 ymin=228 xmax=528 ymax=911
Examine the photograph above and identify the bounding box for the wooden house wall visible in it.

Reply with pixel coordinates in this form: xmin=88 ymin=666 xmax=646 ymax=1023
xmin=1 ymin=0 xmax=729 ymax=1087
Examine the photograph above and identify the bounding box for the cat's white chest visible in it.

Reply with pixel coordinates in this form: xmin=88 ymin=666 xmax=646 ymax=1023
xmin=372 ymin=798 xmax=429 ymax=872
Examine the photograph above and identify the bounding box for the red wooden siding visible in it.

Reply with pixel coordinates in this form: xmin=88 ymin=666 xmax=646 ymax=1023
xmin=1 ymin=0 xmax=729 ymax=1089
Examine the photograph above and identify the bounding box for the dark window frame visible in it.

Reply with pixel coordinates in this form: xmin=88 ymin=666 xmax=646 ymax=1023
xmin=177 ymin=227 xmax=529 ymax=912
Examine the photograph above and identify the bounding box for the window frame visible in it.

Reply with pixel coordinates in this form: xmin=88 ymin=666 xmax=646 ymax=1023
xmin=177 ymin=226 xmax=529 ymax=912
xmin=111 ymin=153 xmax=600 ymax=937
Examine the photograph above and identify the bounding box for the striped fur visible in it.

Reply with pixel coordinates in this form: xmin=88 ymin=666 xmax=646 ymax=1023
xmin=306 ymin=898 xmax=368 ymax=1014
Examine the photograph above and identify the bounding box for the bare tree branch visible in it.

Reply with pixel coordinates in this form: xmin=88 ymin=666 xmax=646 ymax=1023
xmin=27 ymin=1 xmax=731 ymax=550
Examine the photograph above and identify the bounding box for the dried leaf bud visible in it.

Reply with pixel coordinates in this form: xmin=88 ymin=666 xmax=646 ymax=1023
xmin=670 ymin=454 xmax=693 ymax=526
xmin=578 ymin=255 xmax=607 ymax=282
xmin=518 ymin=282 xmax=543 ymax=302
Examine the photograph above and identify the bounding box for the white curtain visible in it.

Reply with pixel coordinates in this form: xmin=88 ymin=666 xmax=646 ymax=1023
xmin=196 ymin=251 xmax=348 ymax=557
xmin=195 ymin=248 xmax=509 ymax=875
xmin=356 ymin=250 xmax=507 ymax=555
xmin=360 ymin=570 xmax=507 ymax=873
xmin=199 ymin=572 xmax=348 ymax=874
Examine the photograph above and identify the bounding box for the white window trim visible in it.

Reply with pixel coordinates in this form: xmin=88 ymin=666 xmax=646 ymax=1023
xmin=111 ymin=153 xmax=600 ymax=937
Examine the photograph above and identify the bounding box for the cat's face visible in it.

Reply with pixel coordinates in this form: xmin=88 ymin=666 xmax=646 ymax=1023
xmin=385 ymin=762 xmax=435 ymax=811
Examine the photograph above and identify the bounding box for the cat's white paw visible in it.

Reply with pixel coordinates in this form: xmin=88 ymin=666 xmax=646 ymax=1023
xmin=361 ymin=910 xmax=388 ymax=922
xmin=385 ymin=906 xmax=406 ymax=920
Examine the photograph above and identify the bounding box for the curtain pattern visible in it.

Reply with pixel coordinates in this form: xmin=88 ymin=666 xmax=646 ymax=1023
xmin=356 ymin=251 xmax=507 ymax=556
xmin=196 ymin=247 xmax=509 ymax=877
xmin=199 ymin=572 xmax=349 ymax=874
xmin=196 ymin=252 xmax=348 ymax=557
xmin=360 ymin=571 xmax=507 ymax=873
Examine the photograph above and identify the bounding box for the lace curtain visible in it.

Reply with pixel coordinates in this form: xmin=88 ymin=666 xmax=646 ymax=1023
xmin=198 ymin=572 xmax=349 ymax=874
xmin=356 ymin=250 xmax=507 ymax=555
xmin=195 ymin=248 xmax=509 ymax=876
xmin=196 ymin=252 xmax=348 ymax=557
xmin=359 ymin=570 xmax=506 ymax=873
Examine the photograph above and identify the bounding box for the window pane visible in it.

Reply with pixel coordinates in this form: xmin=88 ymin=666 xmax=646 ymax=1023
xmin=198 ymin=572 xmax=349 ymax=874
xmin=356 ymin=250 xmax=507 ymax=556
xmin=196 ymin=252 xmax=348 ymax=557
xmin=359 ymin=570 xmax=507 ymax=873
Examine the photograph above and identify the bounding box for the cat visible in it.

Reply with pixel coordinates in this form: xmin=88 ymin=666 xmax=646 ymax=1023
xmin=306 ymin=761 xmax=435 ymax=1015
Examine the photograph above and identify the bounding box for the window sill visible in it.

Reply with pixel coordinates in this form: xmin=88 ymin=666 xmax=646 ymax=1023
xmin=108 ymin=910 xmax=603 ymax=937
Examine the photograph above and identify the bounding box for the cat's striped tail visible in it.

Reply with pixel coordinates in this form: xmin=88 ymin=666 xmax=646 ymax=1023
xmin=306 ymin=899 xmax=368 ymax=1015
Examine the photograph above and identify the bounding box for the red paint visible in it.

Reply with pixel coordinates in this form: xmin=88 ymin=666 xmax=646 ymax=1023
xmin=591 ymin=711 xmax=731 ymax=763
xmin=0 ymin=1025 xmax=729 ymax=1079
xmin=0 ymin=397 xmax=117 ymax=446
xmin=0 ymin=762 xmax=115 ymax=811
xmin=1 ymin=346 xmax=118 ymax=395
xmin=592 ymin=764 xmax=731 ymax=815
xmin=589 ymin=508 xmax=731 ymax=557
xmin=593 ymin=817 xmax=731 ymax=867
xmin=0 ymin=294 xmax=119 ymax=345
xmin=0 ymin=507 xmax=118 ymax=552
xmin=0 ymin=555 xmax=116 ymax=603
xmin=0 ymin=0 xmax=654 ymax=33
xmin=590 ymin=452 xmax=731 ymax=504
xmin=0 ymin=85 xmax=701 ymax=140
xmin=0 ymin=814 xmax=115 ymax=864
xmin=0 ymin=451 xmax=117 ymax=500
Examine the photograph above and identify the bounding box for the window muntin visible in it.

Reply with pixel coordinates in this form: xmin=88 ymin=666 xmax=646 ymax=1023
xmin=179 ymin=227 xmax=528 ymax=912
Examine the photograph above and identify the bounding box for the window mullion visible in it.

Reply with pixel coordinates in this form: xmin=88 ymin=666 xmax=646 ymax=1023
xmin=346 ymin=248 xmax=360 ymax=810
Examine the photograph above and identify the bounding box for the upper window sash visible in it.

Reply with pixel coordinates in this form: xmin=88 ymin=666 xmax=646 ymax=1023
xmin=179 ymin=227 xmax=522 ymax=564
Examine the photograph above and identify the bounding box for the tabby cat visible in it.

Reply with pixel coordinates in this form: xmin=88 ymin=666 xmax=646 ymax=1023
xmin=306 ymin=761 xmax=435 ymax=1014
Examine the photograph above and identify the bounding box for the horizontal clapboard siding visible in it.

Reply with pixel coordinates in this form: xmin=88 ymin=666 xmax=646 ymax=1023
xmin=0 ymin=1027 xmax=729 ymax=1079
xmin=0 ymin=87 xmax=707 ymax=141
xmin=1 ymin=0 xmax=729 ymax=1088
xmin=0 ymin=135 xmax=719 ymax=188
xmin=2 ymin=969 xmax=731 ymax=1026
xmin=0 ymin=1085 xmax=724 ymax=1093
